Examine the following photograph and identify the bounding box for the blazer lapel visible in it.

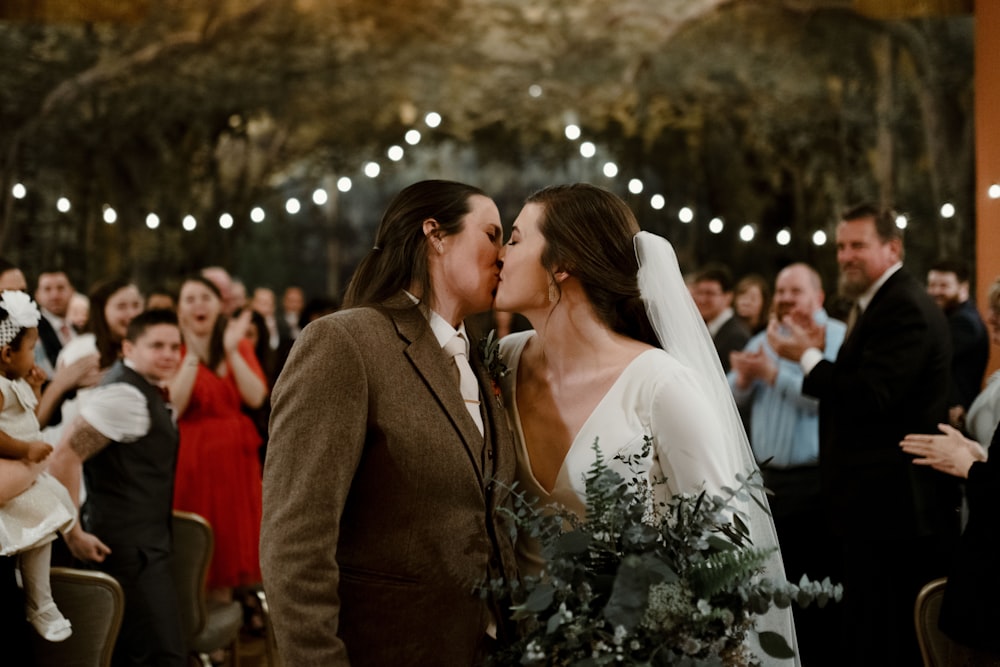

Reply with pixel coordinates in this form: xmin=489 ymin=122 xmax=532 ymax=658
xmin=384 ymin=294 xmax=485 ymax=484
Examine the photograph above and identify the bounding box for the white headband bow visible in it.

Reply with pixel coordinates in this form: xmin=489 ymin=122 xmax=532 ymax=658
xmin=0 ymin=290 xmax=41 ymax=348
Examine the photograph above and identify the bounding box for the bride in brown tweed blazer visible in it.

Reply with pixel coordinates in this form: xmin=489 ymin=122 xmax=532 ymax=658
xmin=261 ymin=180 xmax=519 ymax=667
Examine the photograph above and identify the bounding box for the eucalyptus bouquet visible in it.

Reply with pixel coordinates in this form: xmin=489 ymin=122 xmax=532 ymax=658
xmin=487 ymin=439 xmax=841 ymax=666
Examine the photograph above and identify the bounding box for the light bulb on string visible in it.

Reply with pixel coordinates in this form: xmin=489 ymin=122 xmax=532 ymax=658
xmin=103 ymin=206 xmax=117 ymax=224
xmin=219 ymin=213 xmax=234 ymax=229
xmin=602 ymin=162 xmax=618 ymax=178
xmin=11 ymin=183 xmax=26 ymax=199
xmin=146 ymin=213 xmax=160 ymax=229
xmin=812 ymin=230 xmax=827 ymax=246
xmin=989 ymin=184 xmax=1000 ymax=200
xmin=425 ymin=112 xmax=442 ymax=128
xmin=56 ymin=197 xmax=71 ymax=213
xmin=679 ymin=207 xmax=694 ymax=224
xmin=337 ymin=177 xmax=352 ymax=193
xmin=650 ymin=194 xmax=665 ymax=210
xmin=739 ymin=224 xmax=755 ymax=242
xmin=528 ymin=84 xmax=542 ymax=98
xmin=895 ymin=214 xmax=908 ymax=230
xmin=580 ymin=142 xmax=596 ymax=158
xmin=564 ymin=124 xmax=580 ymax=140
xmin=628 ymin=179 xmax=643 ymax=194
xmin=405 ymin=129 xmax=421 ymax=145
xmin=708 ymin=217 xmax=723 ymax=234
xmin=940 ymin=203 xmax=955 ymax=218
xmin=250 ymin=207 xmax=265 ymax=223
xmin=776 ymin=229 xmax=791 ymax=246
xmin=364 ymin=162 xmax=381 ymax=178
xmin=183 ymin=215 xmax=197 ymax=231
xmin=312 ymin=189 xmax=328 ymax=206
xmin=387 ymin=145 xmax=404 ymax=162
xmin=286 ymin=198 xmax=301 ymax=214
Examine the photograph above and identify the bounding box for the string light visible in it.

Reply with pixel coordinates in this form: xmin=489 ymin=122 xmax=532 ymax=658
xmin=424 ymin=112 xmax=441 ymax=128
xmin=564 ymin=124 xmax=580 ymax=140
xmin=56 ymin=197 xmax=71 ymax=213
xmin=405 ymin=129 xmax=421 ymax=145
xmin=528 ymin=84 xmax=542 ymax=98
xmin=679 ymin=207 xmax=694 ymax=224
xmin=312 ymin=189 xmax=328 ymax=206
xmin=739 ymin=224 xmax=755 ymax=242
xmin=103 ymin=206 xmax=117 ymax=224
xmin=708 ymin=217 xmax=723 ymax=234
xmin=364 ymin=162 xmax=380 ymax=178
xmin=579 ymin=142 xmax=596 ymax=158
xmin=285 ymin=198 xmax=301 ymax=214
xmin=12 ymin=183 xmax=26 ymax=199
xmin=337 ymin=177 xmax=352 ymax=193
xmin=989 ymin=184 xmax=1000 ymax=199
xmin=776 ymin=229 xmax=791 ymax=246
xmin=387 ymin=145 xmax=404 ymax=162
xmin=650 ymin=194 xmax=665 ymax=210
xmin=812 ymin=230 xmax=827 ymax=246
xmin=146 ymin=213 xmax=160 ymax=229
xmin=182 ymin=215 xmax=196 ymax=231
xmin=628 ymin=179 xmax=643 ymax=194
xmin=602 ymin=162 xmax=618 ymax=178
xmin=940 ymin=203 xmax=955 ymax=218
xmin=219 ymin=213 xmax=234 ymax=229
xmin=250 ymin=207 xmax=265 ymax=223
xmin=895 ymin=214 xmax=908 ymax=230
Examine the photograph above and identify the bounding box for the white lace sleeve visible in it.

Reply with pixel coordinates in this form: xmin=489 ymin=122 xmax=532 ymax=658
xmin=78 ymin=383 xmax=151 ymax=443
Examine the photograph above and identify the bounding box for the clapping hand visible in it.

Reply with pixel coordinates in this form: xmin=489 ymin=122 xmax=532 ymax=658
xmin=766 ymin=311 xmax=825 ymax=362
xmin=900 ymin=423 xmax=987 ymax=479
xmin=224 ymin=309 xmax=253 ymax=354
xmin=729 ymin=347 xmax=777 ymax=388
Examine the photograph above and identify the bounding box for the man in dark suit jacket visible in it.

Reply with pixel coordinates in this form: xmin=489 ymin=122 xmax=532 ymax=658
xmin=926 ymin=259 xmax=989 ymax=425
xmin=769 ymin=204 xmax=960 ymax=666
xmin=49 ymin=309 xmax=185 ymax=667
xmin=692 ymin=264 xmax=751 ymax=372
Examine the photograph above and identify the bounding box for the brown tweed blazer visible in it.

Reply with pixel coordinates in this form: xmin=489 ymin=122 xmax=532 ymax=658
xmin=260 ymin=292 xmax=518 ymax=666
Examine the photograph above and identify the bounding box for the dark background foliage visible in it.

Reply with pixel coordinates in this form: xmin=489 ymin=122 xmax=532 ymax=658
xmin=0 ymin=0 xmax=974 ymax=301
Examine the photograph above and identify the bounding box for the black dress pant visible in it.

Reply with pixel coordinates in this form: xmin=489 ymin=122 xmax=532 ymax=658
xmin=97 ymin=545 xmax=185 ymax=667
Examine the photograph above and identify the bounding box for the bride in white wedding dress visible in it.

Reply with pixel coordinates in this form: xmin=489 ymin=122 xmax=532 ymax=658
xmin=494 ymin=184 xmax=799 ymax=666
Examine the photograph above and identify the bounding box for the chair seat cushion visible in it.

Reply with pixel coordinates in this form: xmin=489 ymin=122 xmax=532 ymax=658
xmin=190 ymin=600 xmax=242 ymax=653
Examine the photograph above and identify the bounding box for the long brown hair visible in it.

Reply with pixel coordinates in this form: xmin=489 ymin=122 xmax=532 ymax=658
xmin=86 ymin=277 xmax=137 ymax=369
xmin=342 ymin=180 xmax=488 ymax=309
xmin=179 ymin=275 xmax=227 ymax=370
xmin=528 ymin=183 xmax=659 ymax=347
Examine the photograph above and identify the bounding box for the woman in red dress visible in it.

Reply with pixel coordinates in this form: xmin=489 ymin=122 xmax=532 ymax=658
xmin=170 ymin=275 xmax=268 ymax=604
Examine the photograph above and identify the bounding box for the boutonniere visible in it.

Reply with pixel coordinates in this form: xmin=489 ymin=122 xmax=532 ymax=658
xmin=478 ymin=329 xmax=509 ymax=409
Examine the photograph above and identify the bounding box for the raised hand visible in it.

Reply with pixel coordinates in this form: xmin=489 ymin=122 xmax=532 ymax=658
xmin=224 ymin=309 xmax=253 ymax=354
xmin=900 ymin=423 xmax=987 ymax=479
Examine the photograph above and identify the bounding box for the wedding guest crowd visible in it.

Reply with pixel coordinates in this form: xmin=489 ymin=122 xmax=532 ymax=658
xmin=3 ymin=185 xmax=1000 ymax=667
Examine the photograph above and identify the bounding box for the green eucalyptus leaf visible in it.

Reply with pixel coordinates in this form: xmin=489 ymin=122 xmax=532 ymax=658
xmin=758 ymin=630 xmax=796 ymax=659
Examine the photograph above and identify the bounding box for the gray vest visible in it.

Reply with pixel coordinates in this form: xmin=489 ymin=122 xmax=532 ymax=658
xmin=82 ymin=361 xmax=179 ymax=552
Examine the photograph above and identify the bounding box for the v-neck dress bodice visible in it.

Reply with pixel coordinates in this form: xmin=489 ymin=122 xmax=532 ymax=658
xmin=499 ymin=331 xmax=743 ymax=575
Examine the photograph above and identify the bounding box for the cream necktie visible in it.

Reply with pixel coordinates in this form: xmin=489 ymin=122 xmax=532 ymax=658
xmin=845 ymin=302 xmax=862 ymax=337
xmin=444 ymin=333 xmax=484 ymax=436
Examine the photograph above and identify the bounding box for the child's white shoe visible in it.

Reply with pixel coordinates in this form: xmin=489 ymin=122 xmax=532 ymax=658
xmin=27 ymin=602 xmax=72 ymax=642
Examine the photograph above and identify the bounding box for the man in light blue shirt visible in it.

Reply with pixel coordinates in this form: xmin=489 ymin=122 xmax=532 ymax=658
xmin=728 ymin=262 xmax=845 ymax=666
xmin=729 ymin=263 xmax=846 ymax=470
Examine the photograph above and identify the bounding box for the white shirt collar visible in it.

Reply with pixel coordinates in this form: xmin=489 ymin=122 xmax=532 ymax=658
xmin=856 ymin=261 xmax=903 ymax=313
xmin=706 ymin=307 xmax=734 ymax=337
xmin=403 ymin=290 xmax=468 ymax=352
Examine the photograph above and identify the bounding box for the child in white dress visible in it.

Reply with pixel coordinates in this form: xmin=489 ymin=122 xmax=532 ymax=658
xmin=0 ymin=290 xmax=76 ymax=642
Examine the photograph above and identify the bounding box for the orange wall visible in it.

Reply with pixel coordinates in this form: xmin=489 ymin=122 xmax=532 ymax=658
xmin=975 ymin=0 xmax=1000 ymax=375
xmin=977 ymin=0 xmax=1000 ymax=373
